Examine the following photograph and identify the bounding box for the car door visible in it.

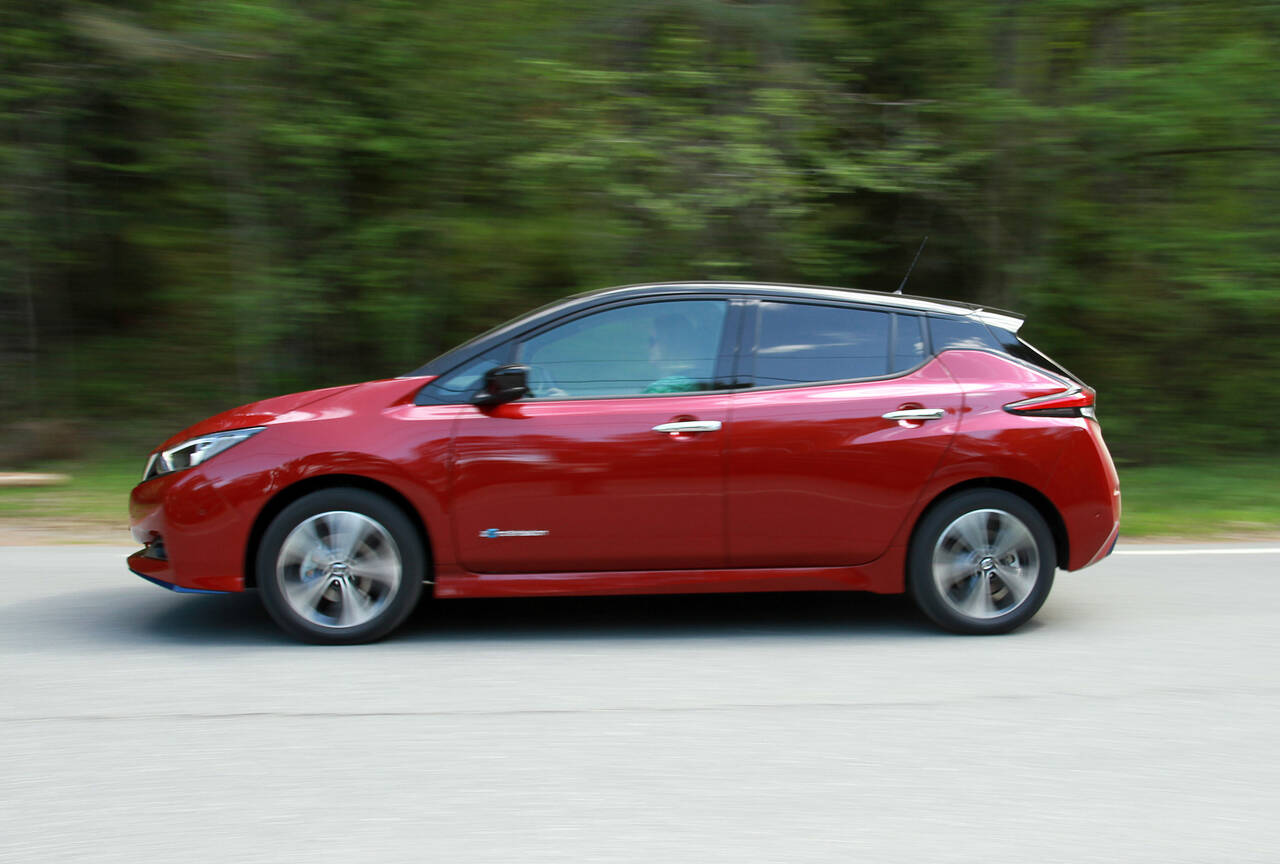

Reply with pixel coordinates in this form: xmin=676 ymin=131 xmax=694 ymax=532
xmin=448 ymin=298 xmax=737 ymax=574
xmin=726 ymin=300 xmax=962 ymax=567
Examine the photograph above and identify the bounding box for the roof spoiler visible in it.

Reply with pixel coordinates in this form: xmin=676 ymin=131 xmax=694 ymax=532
xmin=967 ymin=307 xmax=1025 ymax=333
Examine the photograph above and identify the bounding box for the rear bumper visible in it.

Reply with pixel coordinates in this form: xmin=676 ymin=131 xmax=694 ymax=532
xmin=1047 ymin=420 xmax=1122 ymax=571
xmin=1081 ymin=519 xmax=1121 ymax=569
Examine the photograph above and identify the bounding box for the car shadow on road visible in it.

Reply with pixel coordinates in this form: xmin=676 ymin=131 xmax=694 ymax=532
xmin=395 ymin=591 xmax=936 ymax=644
xmin=44 ymin=586 xmax=941 ymax=647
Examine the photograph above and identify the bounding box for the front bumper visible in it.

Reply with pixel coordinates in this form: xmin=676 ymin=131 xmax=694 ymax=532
xmin=128 ymin=553 xmax=231 ymax=594
xmin=128 ymin=464 xmax=258 ymax=593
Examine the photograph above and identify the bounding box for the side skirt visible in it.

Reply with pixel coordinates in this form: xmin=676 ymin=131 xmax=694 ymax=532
xmin=432 ymin=547 xmax=907 ymax=599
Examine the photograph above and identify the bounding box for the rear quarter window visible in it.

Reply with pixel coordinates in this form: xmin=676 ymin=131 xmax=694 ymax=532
xmin=929 ymin=316 xmax=1003 ymax=352
xmin=987 ymin=327 xmax=1083 ymax=385
xmin=930 ymin=314 xmax=1083 ymax=385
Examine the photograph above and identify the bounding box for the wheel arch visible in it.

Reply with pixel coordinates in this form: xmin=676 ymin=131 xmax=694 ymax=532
xmin=910 ymin=478 xmax=1069 ymax=570
xmin=243 ymin=474 xmax=434 ymax=588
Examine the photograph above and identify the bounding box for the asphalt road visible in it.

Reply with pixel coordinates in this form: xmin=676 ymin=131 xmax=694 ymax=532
xmin=2 ymin=544 xmax=1278 ymax=863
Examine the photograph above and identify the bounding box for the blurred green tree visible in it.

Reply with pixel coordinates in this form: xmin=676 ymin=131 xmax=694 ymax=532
xmin=1 ymin=0 xmax=1276 ymax=461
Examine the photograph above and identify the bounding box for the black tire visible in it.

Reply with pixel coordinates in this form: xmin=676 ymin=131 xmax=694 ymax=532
xmin=256 ymin=488 xmax=425 ymax=644
xmin=907 ymin=488 xmax=1056 ymax=635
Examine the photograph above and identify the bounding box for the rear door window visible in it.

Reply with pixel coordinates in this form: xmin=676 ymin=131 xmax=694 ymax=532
xmin=892 ymin=314 xmax=927 ymax=373
xmin=749 ymin=302 xmax=895 ymax=386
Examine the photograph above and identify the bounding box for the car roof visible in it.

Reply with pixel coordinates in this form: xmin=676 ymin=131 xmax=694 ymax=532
xmin=561 ymin=281 xmax=1024 ymax=329
xmin=410 ymin=281 xmax=1023 ymax=378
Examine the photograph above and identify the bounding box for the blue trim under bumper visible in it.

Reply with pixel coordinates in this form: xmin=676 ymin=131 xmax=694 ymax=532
xmin=131 ymin=570 xmax=230 ymax=595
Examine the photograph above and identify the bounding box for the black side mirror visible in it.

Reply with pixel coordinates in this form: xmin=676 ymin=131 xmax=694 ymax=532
xmin=473 ymin=364 xmax=530 ymax=406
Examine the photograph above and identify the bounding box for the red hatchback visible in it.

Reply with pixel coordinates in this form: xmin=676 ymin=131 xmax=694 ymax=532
xmin=129 ymin=283 xmax=1120 ymax=643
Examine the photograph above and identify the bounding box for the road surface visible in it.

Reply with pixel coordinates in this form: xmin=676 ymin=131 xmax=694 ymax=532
xmin=2 ymin=544 xmax=1278 ymax=863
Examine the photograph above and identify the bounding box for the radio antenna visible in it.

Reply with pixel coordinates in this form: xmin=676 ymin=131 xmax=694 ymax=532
xmin=894 ymin=236 xmax=928 ymax=295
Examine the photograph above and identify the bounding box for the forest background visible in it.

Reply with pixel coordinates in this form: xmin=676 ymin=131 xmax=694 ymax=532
xmin=2 ymin=0 xmax=1277 ymax=485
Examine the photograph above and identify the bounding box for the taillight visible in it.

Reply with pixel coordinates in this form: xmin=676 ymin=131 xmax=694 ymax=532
xmin=1004 ymin=386 xmax=1097 ymax=419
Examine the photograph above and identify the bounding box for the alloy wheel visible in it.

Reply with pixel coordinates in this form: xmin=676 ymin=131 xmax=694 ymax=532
xmin=931 ymin=508 xmax=1040 ymax=620
xmin=275 ymin=510 xmax=403 ymax=630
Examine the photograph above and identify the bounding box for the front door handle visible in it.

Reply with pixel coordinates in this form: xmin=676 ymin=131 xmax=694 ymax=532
xmin=882 ymin=408 xmax=946 ymax=422
xmin=652 ymin=420 xmax=723 ymax=434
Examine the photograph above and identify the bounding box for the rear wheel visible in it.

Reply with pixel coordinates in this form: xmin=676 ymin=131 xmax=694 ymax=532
xmin=908 ymin=489 xmax=1055 ymax=635
xmin=257 ymin=488 xmax=425 ymax=644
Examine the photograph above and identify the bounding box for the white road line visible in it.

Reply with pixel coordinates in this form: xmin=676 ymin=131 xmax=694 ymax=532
xmin=1115 ymin=547 xmax=1280 ymax=556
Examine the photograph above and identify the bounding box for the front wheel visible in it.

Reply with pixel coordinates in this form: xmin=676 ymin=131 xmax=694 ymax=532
xmin=908 ymin=489 xmax=1056 ymax=635
xmin=257 ymin=488 xmax=425 ymax=644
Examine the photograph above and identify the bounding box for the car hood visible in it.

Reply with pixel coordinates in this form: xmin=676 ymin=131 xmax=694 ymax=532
xmin=152 ymin=379 xmax=432 ymax=452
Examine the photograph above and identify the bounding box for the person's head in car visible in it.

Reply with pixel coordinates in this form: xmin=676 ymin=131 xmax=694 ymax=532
xmin=645 ymin=313 xmax=702 ymax=393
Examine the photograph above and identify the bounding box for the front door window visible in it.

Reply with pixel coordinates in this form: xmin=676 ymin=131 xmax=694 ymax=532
xmin=518 ymin=300 xmax=728 ymax=399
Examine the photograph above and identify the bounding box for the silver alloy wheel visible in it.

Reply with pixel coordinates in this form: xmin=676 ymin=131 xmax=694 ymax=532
xmin=931 ymin=508 xmax=1040 ymax=620
xmin=275 ymin=510 xmax=403 ymax=630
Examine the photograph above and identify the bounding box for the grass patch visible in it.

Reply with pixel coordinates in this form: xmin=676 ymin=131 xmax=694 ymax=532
xmin=0 ymin=457 xmax=138 ymax=528
xmin=2 ymin=455 xmax=1277 ymax=541
xmin=1117 ymin=459 xmax=1280 ymax=537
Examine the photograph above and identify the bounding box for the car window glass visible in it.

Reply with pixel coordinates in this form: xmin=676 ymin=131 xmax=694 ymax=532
xmin=753 ymin=302 xmax=890 ymax=386
xmin=433 ymin=347 xmax=510 ymax=399
xmin=517 ymin=300 xmax=727 ymax=399
xmin=930 ymin=316 xmax=1002 ymax=352
xmin=892 ymin=314 xmax=926 ymax=373
xmin=986 ymin=325 xmax=1083 ymax=384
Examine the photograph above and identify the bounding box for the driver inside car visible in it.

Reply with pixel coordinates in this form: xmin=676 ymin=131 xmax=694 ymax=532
xmin=643 ymin=312 xmax=704 ymax=394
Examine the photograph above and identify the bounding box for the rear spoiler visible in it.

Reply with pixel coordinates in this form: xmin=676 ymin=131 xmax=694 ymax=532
xmin=968 ymin=308 xmax=1024 ymax=333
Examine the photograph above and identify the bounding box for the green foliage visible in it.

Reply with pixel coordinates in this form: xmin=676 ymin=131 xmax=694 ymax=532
xmin=1 ymin=0 xmax=1277 ymax=461
xmin=1117 ymin=460 xmax=1280 ymax=537
xmin=0 ymin=456 xmax=139 ymax=528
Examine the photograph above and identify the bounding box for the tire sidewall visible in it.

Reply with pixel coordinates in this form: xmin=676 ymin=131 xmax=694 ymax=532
xmin=257 ymin=488 xmax=425 ymax=644
xmin=908 ymin=489 xmax=1056 ymax=635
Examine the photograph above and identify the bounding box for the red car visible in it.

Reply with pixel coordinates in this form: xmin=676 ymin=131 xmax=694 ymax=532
xmin=129 ymin=282 xmax=1120 ymax=643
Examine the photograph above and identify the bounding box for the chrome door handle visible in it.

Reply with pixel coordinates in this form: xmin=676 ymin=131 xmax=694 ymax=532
xmin=882 ymin=408 xmax=946 ymax=422
xmin=652 ymin=420 xmax=722 ymax=434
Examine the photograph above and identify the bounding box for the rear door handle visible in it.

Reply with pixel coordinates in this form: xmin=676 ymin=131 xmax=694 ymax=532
xmin=882 ymin=408 xmax=946 ymax=422
xmin=652 ymin=420 xmax=722 ymax=434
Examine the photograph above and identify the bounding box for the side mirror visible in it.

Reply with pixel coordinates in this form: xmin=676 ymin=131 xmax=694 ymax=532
xmin=473 ymin=364 xmax=530 ymax=406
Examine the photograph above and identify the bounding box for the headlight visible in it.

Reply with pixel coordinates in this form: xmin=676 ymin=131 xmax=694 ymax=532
xmin=143 ymin=427 xmax=265 ymax=480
